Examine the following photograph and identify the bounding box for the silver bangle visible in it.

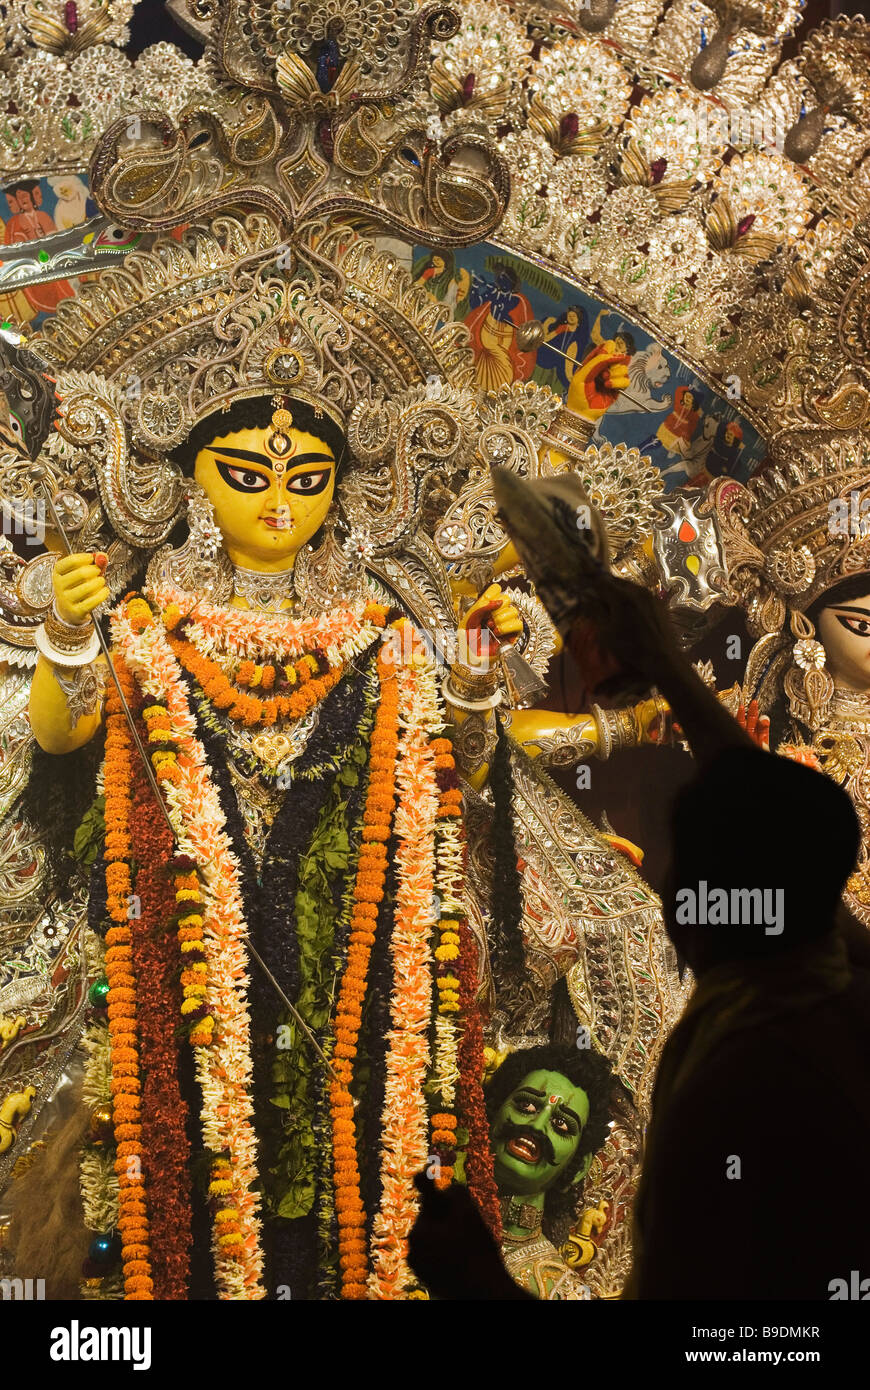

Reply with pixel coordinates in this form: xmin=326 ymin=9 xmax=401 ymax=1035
xmin=35 ymin=621 xmax=101 ymax=669
xmin=590 ymin=704 xmax=612 ymax=761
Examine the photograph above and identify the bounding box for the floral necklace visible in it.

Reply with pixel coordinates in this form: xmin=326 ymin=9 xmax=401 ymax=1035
xmin=153 ymin=583 xmax=387 ymax=663
xmin=154 ymin=587 xmax=390 ymax=731
xmin=167 ymin=629 xmax=345 ymax=729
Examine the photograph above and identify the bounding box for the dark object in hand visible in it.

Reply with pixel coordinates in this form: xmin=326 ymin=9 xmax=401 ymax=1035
xmin=491 ymin=467 xmax=657 ymax=701
xmin=408 ymin=1173 xmax=535 ymax=1300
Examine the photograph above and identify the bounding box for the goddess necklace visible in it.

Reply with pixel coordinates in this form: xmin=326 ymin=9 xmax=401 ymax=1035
xmin=828 ymin=685 xmax=870 ymax=733
xmin=232 ymin=563 xmax=295 ymax=612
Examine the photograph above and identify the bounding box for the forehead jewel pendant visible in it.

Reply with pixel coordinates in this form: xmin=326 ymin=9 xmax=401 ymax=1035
xmin=266 ymin=406 xmax=295 ymax=464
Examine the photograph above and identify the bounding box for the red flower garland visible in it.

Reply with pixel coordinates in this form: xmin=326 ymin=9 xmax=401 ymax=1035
xmin=128 ymin=756 xmax=194 ymax=1300
xmin=457 ymin=918 xmax=501 ymax=1239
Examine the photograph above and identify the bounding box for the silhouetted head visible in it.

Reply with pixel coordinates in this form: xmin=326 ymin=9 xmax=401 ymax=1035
xmin=665 ymin=748 xmax=859 ymax=974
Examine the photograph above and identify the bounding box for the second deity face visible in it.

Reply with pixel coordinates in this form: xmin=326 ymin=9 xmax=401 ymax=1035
xmin=491 ymin=1067 xmax=591 ymax=1197
xmin=817 ymin=589 xmax=870 ymax=694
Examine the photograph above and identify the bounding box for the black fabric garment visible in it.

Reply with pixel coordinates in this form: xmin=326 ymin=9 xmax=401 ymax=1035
xmin=626 ymin=929 xmax=870 ymax=1300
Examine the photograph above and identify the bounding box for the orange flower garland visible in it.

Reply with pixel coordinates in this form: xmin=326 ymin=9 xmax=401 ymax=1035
xmin=369 ymin=635 xmax=442 ymax=1298
xmin=113 ymin=594 xmax=265 ymax=1297
xmin=167 ymin=633 xmax=344 ymax=729
xmin=104 ymin=656 xmax=153 ymax=1301
xmin=330 ymin=641 xmax=400 ymax=1300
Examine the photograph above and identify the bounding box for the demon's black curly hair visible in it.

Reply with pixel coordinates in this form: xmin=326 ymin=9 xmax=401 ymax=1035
xmin=171 ymin=395 xmax=347 ymax=479
xmin=485 ymin=1044 xmax=617 ymax=1246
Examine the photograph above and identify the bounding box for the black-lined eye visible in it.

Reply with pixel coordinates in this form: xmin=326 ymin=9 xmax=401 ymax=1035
xmin=835 ymin=613 xmax=870 ymax=638
xmin=216 ymin=461 xmax=270 ymax=492
xmin=288 ymin=470 xmax=330 ymax=495
xmin=94 ymin=224 xmax=141 ymax=249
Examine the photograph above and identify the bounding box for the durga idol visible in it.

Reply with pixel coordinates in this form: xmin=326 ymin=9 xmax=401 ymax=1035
xmin=28 ymin=378 xmax=524 ymax=1303
xmin=1 ymin=217 xmax=683 ymax=1302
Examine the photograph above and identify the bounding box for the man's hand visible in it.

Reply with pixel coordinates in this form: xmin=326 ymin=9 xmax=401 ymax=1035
xmin=565 ymin=574 xmax=756 ymax=765
xmin=53 ymin=552 xmax=108 ymax=626
xmin=408 ymin=1173 xmax=534 ymax=1300
xmin=636 ymin=694 xmax=673 ymax=745
xmin=565 ymin=573 xmax=683 ymax=691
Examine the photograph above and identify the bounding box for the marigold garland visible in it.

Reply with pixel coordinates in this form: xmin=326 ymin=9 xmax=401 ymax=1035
xmin=369 ymin=631 xmax=443 ymax=1299
xmin=103 ymin=656 xmax=153 ymax=1301
xmin=139 ymin=701 xmax=215 ymax=1047
xmin=167 ymin=632 xmax=344 ymax=729
xmin=330 ymin=642 xmax=400 ymax=1300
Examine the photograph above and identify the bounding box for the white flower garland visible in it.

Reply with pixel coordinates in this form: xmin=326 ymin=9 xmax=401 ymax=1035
xmin=152 ymin=584 xmax=378 ymax=664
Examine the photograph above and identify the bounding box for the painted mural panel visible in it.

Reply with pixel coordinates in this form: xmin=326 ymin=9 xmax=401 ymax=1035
xmin=413 ymin=243 xmax=765 ymax=491
xmin=0 ymin=174 xmax=99 ymax=323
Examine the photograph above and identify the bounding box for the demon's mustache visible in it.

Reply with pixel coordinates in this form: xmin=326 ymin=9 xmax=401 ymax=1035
xmin=494 ymin=1120 xmax=556 ymax=1167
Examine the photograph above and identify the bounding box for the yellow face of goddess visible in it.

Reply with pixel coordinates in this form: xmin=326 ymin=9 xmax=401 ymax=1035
xmin=193 ymin=423 xmax=336 ymax=568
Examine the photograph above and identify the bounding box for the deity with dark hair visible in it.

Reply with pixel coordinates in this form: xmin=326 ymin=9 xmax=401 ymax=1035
xmin=486 ymin=1044 xmax=617 ymax=1299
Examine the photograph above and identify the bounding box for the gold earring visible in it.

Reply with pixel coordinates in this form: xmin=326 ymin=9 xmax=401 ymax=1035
xmin=145 ymin=482 xmax=233 ymax=601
